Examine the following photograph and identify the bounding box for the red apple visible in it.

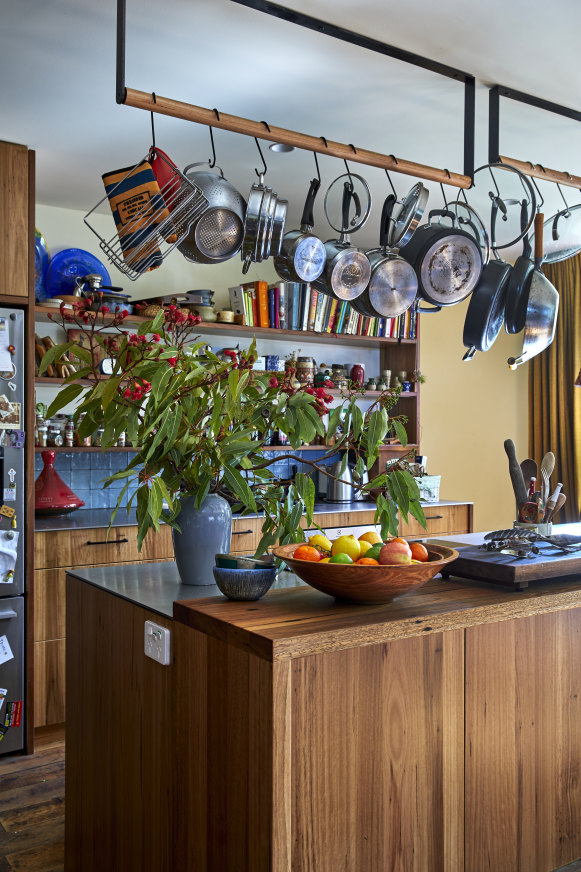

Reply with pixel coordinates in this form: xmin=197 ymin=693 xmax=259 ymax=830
xmin=378 ymin=539 xmax=412 ymax=565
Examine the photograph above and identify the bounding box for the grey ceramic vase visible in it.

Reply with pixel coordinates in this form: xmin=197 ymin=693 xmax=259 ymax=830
xmin=172 ymin=493 xmax=232 ymax=585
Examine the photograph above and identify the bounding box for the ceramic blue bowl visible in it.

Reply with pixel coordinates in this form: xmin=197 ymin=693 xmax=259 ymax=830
xmin=212 ymin=565 xmax=277 ymax=601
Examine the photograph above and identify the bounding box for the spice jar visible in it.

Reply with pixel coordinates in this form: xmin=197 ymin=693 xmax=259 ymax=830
xmin=47 ymin=423 xmax=63 ymax=448
xmin=117 ymin=431 xmax=126 ymax=447
xmin=93 ymin=427 xmax=104 ymax=447
xmin=37 ymin=419 xmax=48 ymax=448
xmin=296 ymin=356 xmax=315 ymax=385
xmin=65 ymin=416 xmax=75 ymax=448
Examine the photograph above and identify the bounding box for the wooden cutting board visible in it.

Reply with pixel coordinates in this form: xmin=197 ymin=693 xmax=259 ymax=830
xmin=438 ymin=543 xmax=581 ymax=591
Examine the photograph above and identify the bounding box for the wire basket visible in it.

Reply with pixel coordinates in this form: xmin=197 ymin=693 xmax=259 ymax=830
xmin=84 ymin=152 xmax=209 ymax=281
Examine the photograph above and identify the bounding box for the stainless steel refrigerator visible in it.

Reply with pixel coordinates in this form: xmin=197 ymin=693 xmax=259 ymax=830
xmin=0 ymin=309 xmax=26 ymax=754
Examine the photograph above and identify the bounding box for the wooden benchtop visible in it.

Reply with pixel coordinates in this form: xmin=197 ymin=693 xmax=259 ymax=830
xmin=173 ymin=573 xmax=581 ymax=662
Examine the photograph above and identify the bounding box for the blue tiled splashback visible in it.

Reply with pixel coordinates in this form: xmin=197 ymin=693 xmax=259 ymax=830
xmin=34 ymin=448 xmax=340 ymax=510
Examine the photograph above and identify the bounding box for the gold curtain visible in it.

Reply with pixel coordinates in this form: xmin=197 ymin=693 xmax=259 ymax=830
xmin=529 ymin=254 xmax=581 ymax=522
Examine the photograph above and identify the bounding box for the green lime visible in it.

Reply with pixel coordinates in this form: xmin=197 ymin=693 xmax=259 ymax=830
xmin=329 ymin=552 xmax=354 ymax=564
xmin=365 ymin=544 xmax=383 ymax=561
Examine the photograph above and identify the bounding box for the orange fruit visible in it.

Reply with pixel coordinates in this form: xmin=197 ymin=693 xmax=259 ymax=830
xmin=358 ymin=531 xmax=382 ymax=545
xmin=410 ymin=542 xmax=429 ymax=562
xmin=391 ymin=537 xmax=409 ymax=546
xmin=355 ymin=557 xmax=380 ymax=565
xmin=293 ymin=545 xmax=322 ymax=562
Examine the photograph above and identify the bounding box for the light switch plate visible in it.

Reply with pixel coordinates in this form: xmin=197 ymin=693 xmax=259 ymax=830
xmin=144 ymin=620 xmax=171 ymax=665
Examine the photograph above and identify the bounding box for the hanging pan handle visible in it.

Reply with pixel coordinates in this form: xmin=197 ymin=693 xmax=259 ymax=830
xmin=379 ymin=195 xmax=397 ymax=248
xmin=428 ymin=208 xmax=456 ymax=224
xmin=183 ymin=161 xmax=225 ymax=179
xmin=416 ymin=301 xmax=442 ymax=314
xmin=534 ymin=212 xmax=545 ymax=266
xmin=300 ymin=178 xmax=320 ymax=228
xmin=520 ymin=199 xmax=532 ymax=259
xmin=341 ymin=183 xmax=352 ymax=233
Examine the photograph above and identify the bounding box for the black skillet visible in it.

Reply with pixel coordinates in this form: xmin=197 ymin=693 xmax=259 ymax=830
xmin=504 ymin=199 xmax=534 ymax=334
xmin=462 ymin=202 xmax=512 ymax=360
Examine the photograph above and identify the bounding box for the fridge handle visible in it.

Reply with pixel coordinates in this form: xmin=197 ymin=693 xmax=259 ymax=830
xmin=0 ymin=608 xmax=17 ymax=620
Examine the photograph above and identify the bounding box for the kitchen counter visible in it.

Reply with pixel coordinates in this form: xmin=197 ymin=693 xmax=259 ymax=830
xmin=65 ymin=529 xmax=581 ymax=872
xmin=35 ymin=499 xmax=472 ymax=531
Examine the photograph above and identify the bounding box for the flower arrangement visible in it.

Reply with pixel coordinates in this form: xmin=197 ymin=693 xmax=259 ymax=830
xmin=40 ymin=295 xmax=426 ymax=552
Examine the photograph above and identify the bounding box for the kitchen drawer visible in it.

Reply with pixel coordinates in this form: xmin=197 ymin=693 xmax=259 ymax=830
xmin=34 ymin=639 xmax=66 ymax=728
xmin=230 ymin=517 xmax=263 ymax=554
xmin=399 ymin=504 xmax=472 ymax=538
xmin=35 ymin=524 xmax=174 ymax=569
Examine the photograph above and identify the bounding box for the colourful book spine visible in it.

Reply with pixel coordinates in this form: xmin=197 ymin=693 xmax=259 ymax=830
xmin=326 ymin=298 xmax=339 ymax=333
xmin=268 ymin=287 xmax=276 ymax=328
xmin=301 ymin=285 xmax=311 ymax=331
xmin=244 ymin=289 xmax=254 ymax=327
xmin=291 ymin=284 xmax=300 ymax=330
xmin=308 ymin=289 xmax=319 ymax=331
xmin=228 ymin=285 xmax=246 ymax=321
xmin=277 ymin=284 xmax=285 ymax=329
xmin=257 ymin=282 xmax=269 ymax=327
xmin=314 ymin=293 xmax=326 ymax=332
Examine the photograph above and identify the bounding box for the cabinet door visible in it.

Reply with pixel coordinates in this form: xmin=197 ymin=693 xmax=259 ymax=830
xmin=399 ymin=503 xmax=472 ymax=537
xmin=0 ymin=141 xmax=29 ymax=297
xmin=465 ymin=611 xmax=581 ymax=872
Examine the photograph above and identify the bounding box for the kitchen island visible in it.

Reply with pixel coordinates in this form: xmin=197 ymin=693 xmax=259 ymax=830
xmin=65 ymin=534 xmax=581 ymax=872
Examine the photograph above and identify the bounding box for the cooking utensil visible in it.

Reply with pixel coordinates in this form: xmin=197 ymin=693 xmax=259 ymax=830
xmin=543 ymin=482 xmax=563 ymax=522
xmin=504 ymin=200 xmax=535 ymax=334
xmin=390 ymin=182 xmax=429 ymax=248
xmin=274 ymin=178 xmax=326 ymax=283
xmin=241 ymin=174 xmax=287 ymax=273
xmin=520 ymin=458 xmax=538 ymax=494
xmin=507 ymin=213 xmax=560 ymax=369
xmin=462 ymin=203 xmax=511 ymax=360
xmin=504 ymin=438 xmax=528 ymax=510
xmin=540 ymin=450 xmax=555 ymax=505
xmin=534 ymin=203 xmax=581 ymax=264
xmin=548 ymin=491 xmax=566 ymax=521
xmin=352 ymin=194 xmax=417 ymax=318
xmin=399 ymin=207 xmax=483 ymax=309
xmin=178 ymin=163 xmax=246 ymax=265
xmin=314 ymin=182 xmax=371 ymax=302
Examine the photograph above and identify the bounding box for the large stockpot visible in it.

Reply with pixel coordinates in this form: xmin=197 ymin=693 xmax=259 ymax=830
xmin=399 ymin=208 xmax=483 ymax=308
xmin=178 ymin=163 xmax=246 ymax=264
xmin=274 ymin=178 xmax=326 ymax=283
xmin=352 ymin=194 xmax=418 ymax=318
xmin=313 ymin=182 xmax=371 ymax=301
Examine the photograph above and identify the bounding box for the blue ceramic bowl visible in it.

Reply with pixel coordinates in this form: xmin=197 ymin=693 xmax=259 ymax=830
xmin=212 ymin=565 xmax=277 ymax=601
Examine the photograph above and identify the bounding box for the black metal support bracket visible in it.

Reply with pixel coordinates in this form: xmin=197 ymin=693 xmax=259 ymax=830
xmin=489 ymin=84 xmax=581 ymax=164
xmin=116 ymin=0 xmax=476 ymax=181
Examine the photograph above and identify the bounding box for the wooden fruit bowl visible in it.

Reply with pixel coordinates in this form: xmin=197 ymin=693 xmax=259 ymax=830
xmin=272 ymin=543 xmax=459 ymax=604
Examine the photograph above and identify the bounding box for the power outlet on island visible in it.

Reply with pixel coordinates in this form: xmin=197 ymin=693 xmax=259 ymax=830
xmin=144 ymin=620 xmax=171 ymax=665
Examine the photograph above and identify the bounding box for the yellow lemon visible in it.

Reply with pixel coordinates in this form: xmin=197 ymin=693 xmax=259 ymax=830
xmin=331 ymin=534 xmax=360 ymax=562
xmin=358 ymin=530 xmax=382 ymax=546
xmin=358 ymin=539 xmax=373 ymax=557
xmin=308 ymin=533 xmax=333 ymax=553
xmin=319 ymin=557 xmax=331 ymax=563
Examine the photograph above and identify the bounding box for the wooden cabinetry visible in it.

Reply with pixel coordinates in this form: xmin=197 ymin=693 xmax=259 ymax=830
xmin=0 ymin=141 xmax=31 ymax=299
xmin=33 ymin=525 xmax=175 ymax=727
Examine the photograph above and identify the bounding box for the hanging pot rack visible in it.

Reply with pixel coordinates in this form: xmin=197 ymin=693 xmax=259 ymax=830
xmin=489 ymin=85 xmax=581 ymax=190
xmin=116 ymin=0 xmax=474 ymax=189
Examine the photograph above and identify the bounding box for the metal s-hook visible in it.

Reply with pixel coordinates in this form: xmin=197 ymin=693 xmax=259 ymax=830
xmin=344 ymin=159 xmax=354 ymax=188
xmin=556 ymin=182 xmax=571 ymax=216
xmin=208 ymin=128 xmax=217 ymax=168
xmin=530 ymin=176 xmax=544 ymax=210
xmin=254 ymin=137 xmax=267 ymax=178
xmin=150 ymin=92 xmax=157 ymax=156
xmin=313 ymin=151 xmax=321 ymax=184
xmin=439 ymin=181 xmax=450 ymax=211
xmin=384 ymin=169 xmax=397 ymax=198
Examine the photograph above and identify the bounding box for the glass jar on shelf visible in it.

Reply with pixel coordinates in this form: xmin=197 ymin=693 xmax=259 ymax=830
xmin=36 ymin=418 xmax=48 ymax=448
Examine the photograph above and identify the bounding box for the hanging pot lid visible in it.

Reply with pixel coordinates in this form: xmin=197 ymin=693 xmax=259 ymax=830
xmin=324 ymin=172 xmax=371 ymax=234
xmin=389 ymin=182 xmax=429 ymax=248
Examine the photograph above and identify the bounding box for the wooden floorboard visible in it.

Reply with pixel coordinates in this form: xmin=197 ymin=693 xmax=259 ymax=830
xmin=0 ymin=736 xmax=64 ymax=872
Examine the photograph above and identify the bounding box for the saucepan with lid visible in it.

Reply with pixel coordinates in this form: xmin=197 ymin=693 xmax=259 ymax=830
xmin=313 ymin=173 xmax=372 ymax=302
xmin=274 ymin=177 xmax=326 ymax=283
xmin=352 ymin=194 xmax=418 ymax=318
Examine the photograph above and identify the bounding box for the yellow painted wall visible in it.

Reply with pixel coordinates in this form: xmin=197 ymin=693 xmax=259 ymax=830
xmin=36 ymin=203 xmax=531 ymax=532
xmin=419 ymin=299 xmax=529 ymax=532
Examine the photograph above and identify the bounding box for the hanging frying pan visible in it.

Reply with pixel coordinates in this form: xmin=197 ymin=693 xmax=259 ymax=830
xmin=314 ymin=179 xmax=371 ymax=302
xmin=390 ymin=182 xmax=429 ymax=249
xmin=507 ymin=213 xmax=560 ymax=369
xmin=352 ymin=195 xmax=417 ymax=318
xmin=274 ymin=178 xmax=326 ymax=283
xmin=399 ymin=208 xmax=483 ymax=309
xmin=504 ymin=199 xmax=534 ymax=334
xmin=462 ymin=202 xmax=511 ymax=360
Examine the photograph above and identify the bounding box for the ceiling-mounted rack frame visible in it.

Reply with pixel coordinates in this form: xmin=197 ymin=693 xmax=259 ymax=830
xmin=115 ymin=0 xmax=475 ymax=189
xmin=489 ymin=85 xmax=581 ymax=189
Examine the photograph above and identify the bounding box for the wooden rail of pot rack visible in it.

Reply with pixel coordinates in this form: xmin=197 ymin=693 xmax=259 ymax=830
xmin=122 ymin=88 xmax=471 ymax=189
xmin=496 ymin=155 xmax=581 ymax=190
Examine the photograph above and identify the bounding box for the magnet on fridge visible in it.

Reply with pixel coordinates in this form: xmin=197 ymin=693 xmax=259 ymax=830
xmin=0 ymin=505 xmax=15 ymax=518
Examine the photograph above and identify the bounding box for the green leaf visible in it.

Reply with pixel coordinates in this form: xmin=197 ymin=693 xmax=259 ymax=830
xmin=151 ymin=365 xmax=173 ymax=402
xmin=101 ymin=377 xmax=121 ymax=411
xmin=303 ymin=403 xmax=325 ymax=437
xmin=392 ymin=418 xmax=408 ymax=447
xmin=45 ymin=383 xmax=85 ymax=417
xmin=148 ymin=480 xmax=163 ymax=529
xmin=150 ymin=308 xmax=165 ymax=333
xmin=223 ymin=466 xmax=257 ymax=513
xmin=352 ymin=404 xmax=364 ymax=440
xmin=67 ymin=343 xmax=92 ymax=364
xmin=326 ymin=404 xmax=343 ymax=441
xmin=296 ymin=408 xmax=316 ymax=445
xmin=388 ymin=469 xmax=410 ymax=519
xmin=408 ymin=499 xmax=427 ymax=528
xmin=294 ymin=472 xmax=315 ymax=525
xmin=38 ymin=341 xmax=77 ymax=375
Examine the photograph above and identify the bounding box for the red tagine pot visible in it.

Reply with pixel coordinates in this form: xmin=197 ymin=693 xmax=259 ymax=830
xmin=34 ymin=450 xmax=85 ymax=515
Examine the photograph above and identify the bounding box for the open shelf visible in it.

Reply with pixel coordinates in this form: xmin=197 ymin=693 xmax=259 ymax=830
xmin=34 ymin=442 xmax=416 ymax=454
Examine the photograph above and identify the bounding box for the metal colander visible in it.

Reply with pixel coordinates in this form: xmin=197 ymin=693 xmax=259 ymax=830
xmin=178 ymin=163 xmax=246 ymax=264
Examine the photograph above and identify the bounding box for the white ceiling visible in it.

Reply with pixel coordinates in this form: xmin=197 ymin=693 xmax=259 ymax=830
xmin=2 ymin=0 xmax=581 ymax=249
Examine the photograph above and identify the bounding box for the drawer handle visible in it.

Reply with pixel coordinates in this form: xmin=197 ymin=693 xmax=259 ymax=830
xmin=424 ymin=515 xmax=443 ymax=520
xmin=232 ymin=529 xmax=253 ymax=536
xmin=86 ymin=537 xmax=129 ymax=546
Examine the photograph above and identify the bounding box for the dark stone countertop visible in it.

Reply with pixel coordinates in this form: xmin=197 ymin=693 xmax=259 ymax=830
xmin=35 ymin=499 xmax=472 ymax=532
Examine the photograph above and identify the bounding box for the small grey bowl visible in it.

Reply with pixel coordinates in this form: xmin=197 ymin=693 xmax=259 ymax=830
xmin=212 ymin=565 xmax=277 ymax=601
